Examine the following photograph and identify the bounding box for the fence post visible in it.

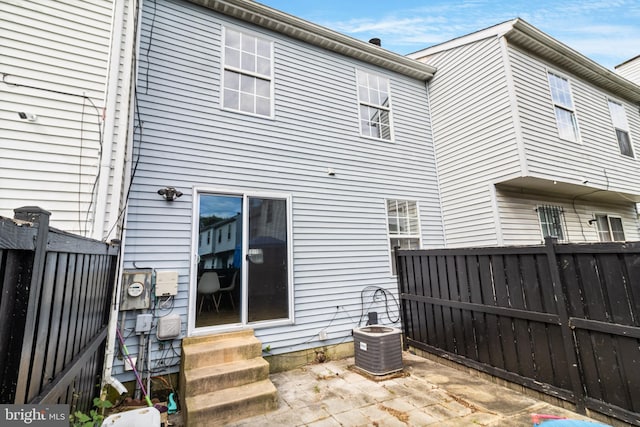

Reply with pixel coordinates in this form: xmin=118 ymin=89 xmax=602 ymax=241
xmin=543 ymin=236 xmax=586 ymax=413
xmin=12 ymin=206 xmax=51 ymax=404
xmin=394 ymin=246 xmax=410 ymax=350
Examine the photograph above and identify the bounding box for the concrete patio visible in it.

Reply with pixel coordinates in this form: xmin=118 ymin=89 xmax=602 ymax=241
xmin=193 ymin=351 xmax=617 ymax=427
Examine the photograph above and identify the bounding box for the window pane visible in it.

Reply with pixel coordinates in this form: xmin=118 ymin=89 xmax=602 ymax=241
xmin=610 ymin=217 xmax=625 ymax=241
xmin=255 ymin=96 xmax=270 ymax=116
xmin=596 ymin=215 xmax=611 ymax=242
xmin=247 ymin=197 xmax=289 ymax=322
xmin=224 ymin=70 xmax=240 ymax=89
xmin=240 ymin=92 xmax=254 ymax=113
xmin=241 ymin=34 xmax=255 ymax=53
xmin=225 ymin=29 xmax=241 ymax=49
xmin=257 ymin=57 xmax=271 ymax=76
xmin=608 ymin=101 xmax=629 ymax=129
xmin=256 ymin=78 xmax=270 ymax=98
xmin=225 ymin=47 xmax=240 ymax=68
xmin=357 ymin=70 xmax=392 ymax=140
xmin=548 ymin=73 xmax=574 ymax=109
xmin=256 ymin=39 xmax=270 ymax=56
xmin=241 ymin=52 xmax=256 ymax=73
xmin=223 ymin=88 xmax=239 ymax=109
xmin=240 ymin=74 xmax=255 ymax=94
xmin=539 ymin=206 xmax=565 ymax=241
xmin=223 ymin=28 xmax=272 ymax=117
xmin=616 ymin=129 xmax=633 ymax=157
xmin=555 ymin=107 xmax=578 ymax=141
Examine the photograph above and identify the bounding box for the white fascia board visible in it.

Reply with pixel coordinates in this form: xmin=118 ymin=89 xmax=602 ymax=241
xmin=186 ymin=0 xmax=435 ymax=81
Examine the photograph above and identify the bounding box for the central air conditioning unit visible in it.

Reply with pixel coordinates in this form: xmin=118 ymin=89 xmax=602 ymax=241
xmin=353 ymin=326 xmax=403 ymax=375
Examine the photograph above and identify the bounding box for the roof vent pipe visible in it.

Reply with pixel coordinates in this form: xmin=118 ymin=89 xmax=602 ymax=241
xmin=369 ymin=38 xmax=381 ymax=46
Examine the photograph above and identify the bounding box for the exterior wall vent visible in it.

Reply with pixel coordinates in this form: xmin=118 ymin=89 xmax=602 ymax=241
xmin=353 ymin=326 xmax=403 ymax=375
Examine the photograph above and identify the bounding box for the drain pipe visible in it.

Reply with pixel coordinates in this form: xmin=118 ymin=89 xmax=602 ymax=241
xmin=105 ymin=0 xmax=139 ymax=242
xmin=93 ymin=0 xmax=126 ymax=240
xmin=99 ymin=0 xmax=142 ymax=398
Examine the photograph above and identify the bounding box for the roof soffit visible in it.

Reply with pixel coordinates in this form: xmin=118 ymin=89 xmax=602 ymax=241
xmin=505 ymin=20 xmax=640 ymax=104
xmin=186 ymin=0 xmax=436 ymax=81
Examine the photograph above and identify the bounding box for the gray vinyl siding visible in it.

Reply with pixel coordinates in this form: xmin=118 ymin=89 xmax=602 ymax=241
xmin=509 ymin=46 xmax=640 ymax=195
xmin=116 ymin=0 xmax=443 ymax=378
xmin=0 ymin=0 xmax=112 ymax=233
xmin=416 ymin=37 xmax=520 ymax=247
xmin=497 ymin=188 xmax=640 ymax=245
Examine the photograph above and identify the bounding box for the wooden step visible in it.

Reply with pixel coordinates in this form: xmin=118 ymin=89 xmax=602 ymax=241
xmin=182 ymin=357 xmax=270 ymax=397
xmin=184 ymin=379 xmax=278 ymax=426
xmin=181 ymin=335 xmax=262 ymax=370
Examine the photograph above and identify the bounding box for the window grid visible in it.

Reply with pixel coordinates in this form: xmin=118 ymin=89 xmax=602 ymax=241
xmin=537 ymin=205 xmax=566 ymax=241
xmin=223 ymin=28 xmax=273 ymax=117
xmin=387 ymin=200 xmax=420 ymax=274
xmin=548 ymin=72 xmax=579 ymax=142
xmin=608 ymin=100 xmax=633 ymax=157
xmin=595 ymin=215 xmax=625 ymax=241
xmin=357 ymin=70 xmax=392 ymax=140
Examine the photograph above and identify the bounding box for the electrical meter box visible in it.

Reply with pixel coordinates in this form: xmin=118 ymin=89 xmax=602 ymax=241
xmin=155 ymin=271 xmax=179 ymax=297
xmin=120 ymin=269 xmax=152 ymax=311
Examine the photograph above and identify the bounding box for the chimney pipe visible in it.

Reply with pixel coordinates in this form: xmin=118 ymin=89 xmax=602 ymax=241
xmin=368 ymin=38 xmax=381 ymax=47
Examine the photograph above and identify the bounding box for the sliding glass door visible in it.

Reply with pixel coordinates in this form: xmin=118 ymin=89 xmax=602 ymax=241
xmin=195 ymin=192 xmax=290 ymax=329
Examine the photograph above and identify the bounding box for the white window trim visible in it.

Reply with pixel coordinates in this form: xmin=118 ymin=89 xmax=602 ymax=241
xmin=594 ymin=213 xmax=626 ymax=242
xmin=385 ymin=199 xmax=422 ymax=276
xmin=220 ymin=25 xmax=275 ymax=119
xmin=188 ymin=187 xmax=294 ymax=337
xmin=547 ymin=70 xmax=581 ymax=143
xmin=607 ymin=98 xmax=635 ymax=158
xmin=356 ymin=68 xmax=395 ymax=142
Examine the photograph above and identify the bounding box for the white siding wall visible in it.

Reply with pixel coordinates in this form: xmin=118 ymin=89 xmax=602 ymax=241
xmin=415 ymin=37 xmax=521 ymax=247
xmin=498 ymin=188 xmax=639 ymax=245
xmin=116 ymin=0 xmax=444 ymax=378
xmin=0 ymin=0 xmax=112 ymax=234
xmin=509 ymin=47 xmax=640 ymax=195
xmin=616 ymin=56 xmax=640 ymax=86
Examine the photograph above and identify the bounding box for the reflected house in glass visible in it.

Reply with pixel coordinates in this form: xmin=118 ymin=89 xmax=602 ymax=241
xmin=198 ymin=214 xmax=242 ymax=270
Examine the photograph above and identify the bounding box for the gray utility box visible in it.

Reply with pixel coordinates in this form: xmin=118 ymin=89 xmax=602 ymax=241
xmin=353 ymin=326 xmax=403 ymax=375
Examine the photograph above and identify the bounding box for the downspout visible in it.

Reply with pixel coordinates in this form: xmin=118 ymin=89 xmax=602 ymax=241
xmin=102 ymin=0 xmax=141 ymax=395
xmin=424 ymin=78 xmax=447 ymax=247
xmin=94 ymin=0 xmax=126 ymax=240
xmin=105 ymin=0 xmax=139 ymax=242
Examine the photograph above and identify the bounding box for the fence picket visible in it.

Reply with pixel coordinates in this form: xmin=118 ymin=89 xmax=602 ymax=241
xmin=396 ymin=238 xmax=640 ymax=425
xmin=0 ymin=208 xmax=118 ymax=412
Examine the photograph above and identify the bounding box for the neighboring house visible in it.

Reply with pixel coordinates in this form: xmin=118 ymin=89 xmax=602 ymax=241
xmin=0 ymin=0 xmax=137 ymax=240
xmin=408 ymin=19 xmax=640 ymax=247
xmin=112 ymin=0 xmax=444 ymax=381
xmin=616 ymin=55 xmax=640 ymax=85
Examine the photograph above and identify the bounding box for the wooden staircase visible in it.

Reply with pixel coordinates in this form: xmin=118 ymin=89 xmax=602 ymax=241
xmin=180 ymin=330 xmax=278 ymax=426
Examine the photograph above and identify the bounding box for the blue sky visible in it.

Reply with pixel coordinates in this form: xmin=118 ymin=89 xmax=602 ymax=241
xmin=258 ymin=0 xmax=640 ymax=70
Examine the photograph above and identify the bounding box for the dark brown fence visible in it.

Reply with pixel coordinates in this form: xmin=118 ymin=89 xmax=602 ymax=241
xmin=396 ymin=237 xmax=640 ymax=426
xmin=0 ymin=207 xmax=119 ymax=413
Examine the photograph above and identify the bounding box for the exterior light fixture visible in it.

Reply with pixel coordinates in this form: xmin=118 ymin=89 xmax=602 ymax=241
xmin=157 ymin=187 xmax=183 ymax=201
xmin=18 ymin=112 xmax=37 ymax=122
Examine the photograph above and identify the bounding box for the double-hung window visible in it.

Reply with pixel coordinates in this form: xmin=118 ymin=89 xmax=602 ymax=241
xmin=537 ymin=205 xmax=566 ymax=241
xmin=595 ymin=215 xmax=625 ymax=241
xmin=357 ymin=70 xmax=393 ymax=140
xmin=222 ymin=27 xmax=273 ymax=117
xmin=607 ymin=100 xmax=634 ymax=157
xmin=547 ymin=72 xmax=579 ymax=142
xmin=386 ymin=200 xmax=420 ymax=274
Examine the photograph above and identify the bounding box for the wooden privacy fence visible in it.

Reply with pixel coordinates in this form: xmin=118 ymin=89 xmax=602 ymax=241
xmin=396 ymin=237 xmax=640 ymax=426
xmin=0 ymin=207 xmax=119 ymax=412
